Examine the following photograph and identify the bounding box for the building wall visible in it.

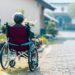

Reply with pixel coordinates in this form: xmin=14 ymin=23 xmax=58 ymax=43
xmin=0 ymin=0 xmax=42 ymax=34
xmin=55 ymin=15 xmax=72 ymax=30
xmin=44 ymin=0 xmax=75 ymax=3
xmin=51 ymin=3 xmax=70 ymax=13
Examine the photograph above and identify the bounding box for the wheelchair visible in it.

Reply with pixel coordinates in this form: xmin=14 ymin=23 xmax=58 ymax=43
xmin=0 ymin=25 xmax=38 ymax=72
xmin=0 ymin=40 xmax=38 ymax=71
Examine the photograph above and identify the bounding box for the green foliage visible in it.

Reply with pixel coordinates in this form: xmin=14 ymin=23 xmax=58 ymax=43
xmin=40 ymin=29 xmax=46 ymax=36
xmin=46 ymin=20 xmax=58 ymax=37
xmin=1 ymin=25 xmax=6 ymax=34
xmin=0 ymin=34 xmax=6 ymax=42
xmin=68 ymin=3 xmax=75 ymax=18
xmin=41 ymin=36 xmax=48 ymax=44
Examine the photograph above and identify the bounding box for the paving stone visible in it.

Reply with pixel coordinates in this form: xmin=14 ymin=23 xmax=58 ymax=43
xmin=1 ymin=31 xmax=75 ymax=75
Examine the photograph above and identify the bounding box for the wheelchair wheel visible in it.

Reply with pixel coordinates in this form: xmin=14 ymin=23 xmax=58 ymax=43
xmin=28 ymin=44 xmax=38 ymax=72
xmin=0 ymin=44 xmax=10 ymax=69
xmin=9 ymin=60 xmax=16 ymax=68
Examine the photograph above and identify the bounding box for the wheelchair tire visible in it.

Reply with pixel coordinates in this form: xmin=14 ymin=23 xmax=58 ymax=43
xmin=28 ymin=44 xmax=38 ymax=72
xmin=9 ymin=60 xmax=16 ymax=68
xmin=0 ymin=44 xmax=9 ymax=69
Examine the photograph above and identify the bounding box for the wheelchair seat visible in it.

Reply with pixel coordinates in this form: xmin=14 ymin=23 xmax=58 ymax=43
xmin=7 ymin=25 xmax=29 ymax=54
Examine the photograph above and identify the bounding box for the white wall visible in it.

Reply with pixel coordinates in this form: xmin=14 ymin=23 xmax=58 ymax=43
xmin=51 ymin=3 xmax=70 ymax=13
xmin=44 ymin=0 xmax=75 ymax=3
xmin=0 ymin=0 xmax=41 ymax=34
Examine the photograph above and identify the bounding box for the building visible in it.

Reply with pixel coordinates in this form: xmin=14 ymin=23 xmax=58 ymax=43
xmin=0 ymin=0 xmax=55 ymax=34
xmin=49 ymin=3 xmax=73 ymax=30
xmin=54 ymin=13 xmax=72 ymax=30
xmin=44 ymin=1 xmax=75 ymax=30
xmin=51 ymin=3 xmax=70 ymax=13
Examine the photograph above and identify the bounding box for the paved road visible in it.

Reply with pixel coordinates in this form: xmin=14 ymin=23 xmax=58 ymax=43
xmin=1 ymin=31 xmax=75 ymax=75
xmin=57 ymin=31 xmax=75 ymax=38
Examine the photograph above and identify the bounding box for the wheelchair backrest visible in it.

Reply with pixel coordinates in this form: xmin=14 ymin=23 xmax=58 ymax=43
xmin=7 ymin=25 xmax=29 ymax=44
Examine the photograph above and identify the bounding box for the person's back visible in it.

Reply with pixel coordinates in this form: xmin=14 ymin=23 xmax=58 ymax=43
xmin=7 ymin=12 xmax=29 ymax=54
xmin=9 ymin=25 xmax=28 ymax=44
xmin=8 ymin=25 xmax=29 ymax=52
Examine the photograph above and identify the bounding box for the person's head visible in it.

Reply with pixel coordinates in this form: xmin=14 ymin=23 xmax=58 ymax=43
xmin=13 ymin=12 xmax=24 ymax=24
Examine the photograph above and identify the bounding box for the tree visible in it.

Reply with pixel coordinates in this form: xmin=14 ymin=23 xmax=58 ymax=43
xmin=68 ymin=3 xmax=75 ymax=18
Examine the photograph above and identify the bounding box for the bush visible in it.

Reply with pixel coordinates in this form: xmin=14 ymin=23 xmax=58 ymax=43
xmin=46 ymin=20 xmax=58 ymax=37
xmin=0 ymin=34 xmax=6 ymax=42
xmin=41 ymin=36 xmax=48 ymax=44
xmin=1 ymin=25 xmax=6 ymax=34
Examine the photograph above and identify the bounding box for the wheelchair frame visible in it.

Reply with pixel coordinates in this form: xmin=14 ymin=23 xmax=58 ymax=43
xmin=0 ymin=41 xmax=38 ymax=72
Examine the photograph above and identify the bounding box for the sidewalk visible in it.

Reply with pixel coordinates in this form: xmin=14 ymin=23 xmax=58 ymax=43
xmin=0 ymin=44 xmax=51 ymax=75
xmin=39 ymin=39 xmax=75 ymax=75
xmin=1 ymin=35 xmax=75 ymax=75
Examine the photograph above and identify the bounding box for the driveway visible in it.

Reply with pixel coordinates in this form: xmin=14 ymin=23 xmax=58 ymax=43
xmin=1 ymin=31 xmax=75 ymax=75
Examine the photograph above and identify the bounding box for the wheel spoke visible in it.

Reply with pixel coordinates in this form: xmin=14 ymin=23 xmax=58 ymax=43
xmin=1 ymin=45 xmax=10 ymax=69
xmin=28 ymin=44 xmax=38 ymax=71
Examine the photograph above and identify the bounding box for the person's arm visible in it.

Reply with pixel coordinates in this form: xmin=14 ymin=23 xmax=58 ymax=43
xmin=6 ymin=25 xmax=10 ymax=38
xmin=4 ymin=22 xmax=10 ymax=38
xmin=25 ymin=23 xmax=30 ymax=37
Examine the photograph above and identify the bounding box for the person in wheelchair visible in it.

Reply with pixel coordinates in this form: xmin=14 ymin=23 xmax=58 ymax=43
xmin=7 ymin=13 xmax=35 ymax=55
xmin=7 ymin=13 xmax=29 ymax=55
xmin=0 ymin=12 xmax=38 ymax=71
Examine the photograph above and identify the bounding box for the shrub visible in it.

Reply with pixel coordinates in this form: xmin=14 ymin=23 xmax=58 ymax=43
xmin=46 ymin=20 xmax=58 ymax=37
xmin=41 ymin=36 xmax=48 ymax=44
xmin=0 ymin=34 xmax=6 ymax=42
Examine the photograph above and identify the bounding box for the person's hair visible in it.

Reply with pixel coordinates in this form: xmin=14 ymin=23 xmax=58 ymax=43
xmin=14 ymin=13 xmax=24 ymax=24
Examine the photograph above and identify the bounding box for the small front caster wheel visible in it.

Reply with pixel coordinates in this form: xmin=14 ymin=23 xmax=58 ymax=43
xmin=9 ymin=60 xmax=16 ymax=68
